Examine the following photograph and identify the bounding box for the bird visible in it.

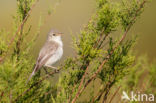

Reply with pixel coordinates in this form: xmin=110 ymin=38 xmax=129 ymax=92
xmin=27 ymin=29 xmax=63 ymax=83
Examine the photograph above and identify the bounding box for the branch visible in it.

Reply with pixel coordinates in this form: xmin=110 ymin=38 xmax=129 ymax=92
xmin=108 ymin=86 xmax=121 ymax=103
xmin=0 ymin=87 xmax=8 ymax=102
xmin=71 ymin=66 xmax=89 ymax=103
xmin=0 ymin=91 xmax=4 ymax=101
xmin=0 ymin=0 xmax=39 ymax=63
xmin=71 ymin=29 xmax=108 ymax=103
xmin=91 ymin=85 xmax=105 ymax=103
xmin=71 ymin=1 xmax=146 ymax=102
xmin=68 ymin=84 xmax=76 ymax=102
xmin=14 ymin=69 xmax=59 ymax=102
xmin=102 ymin=80 xmax=116 ymax=103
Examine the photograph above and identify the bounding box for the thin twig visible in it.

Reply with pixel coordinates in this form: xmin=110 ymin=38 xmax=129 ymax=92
xmin=102 ymin=80 xmax=116 ymax=103
xmin=71 ymin=58 xmax=108 ymax=103
xmin=108 ymin=86 xmax=121 ymax=103
xmin=0 ymin=87 xmax=8 ymax=102
xmin=71 ymin=66 xmax=90 ymax=103
xmin=14 ymin=69 xmax=59 ymax=102
xmin=71 ymin=28 xmax=108 ymax=103
xmin=0 ymin=0 xmax=39 ymax=63
xmin=97 ymin=34 xmax=108 ymax=49
xmin=91 ymin=85 xmax=105 ymax=103
xmin=71 ymin=36 xmax=109 ymax=103
xmin=68 ymin=85 xmax=76 ymax=103
xmin=9 ymin=91 xmax=12 ymax=103
xmin=71 ymin=25 xmax=109 ymax=103
xmin=0 ymin=91 xmax=4 ymax=100
xmin=71 ymin=1 xmax=146 ymax=102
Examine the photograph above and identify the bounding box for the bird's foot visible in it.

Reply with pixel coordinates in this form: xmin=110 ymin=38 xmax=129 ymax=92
xmin=44 ymin=68 xmax=49 ymax=74
xmin=45 ymin=65 xmax=59 ymax=72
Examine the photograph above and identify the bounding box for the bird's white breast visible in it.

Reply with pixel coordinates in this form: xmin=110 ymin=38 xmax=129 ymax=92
xmin=45 ymin=45 xmax=63 ymax=66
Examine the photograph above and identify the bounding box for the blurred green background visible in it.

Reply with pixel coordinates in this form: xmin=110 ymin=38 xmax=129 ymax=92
xmin=0 ymin=0 xmax=156 ymax=62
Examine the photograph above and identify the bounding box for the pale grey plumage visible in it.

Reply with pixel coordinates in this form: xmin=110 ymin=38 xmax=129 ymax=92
xmin=27 ymin=29 xmax=63 ymax=83
xmin=37 ymin=41 xmax=59 ymax=69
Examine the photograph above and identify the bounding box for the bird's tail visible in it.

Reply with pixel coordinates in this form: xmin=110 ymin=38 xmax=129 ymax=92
xmin=26 ymin=64 xmax=38 ymax=85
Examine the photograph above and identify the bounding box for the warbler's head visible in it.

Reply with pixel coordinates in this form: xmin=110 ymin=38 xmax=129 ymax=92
xmin=47 ymin=29 xmax=63 ymax=41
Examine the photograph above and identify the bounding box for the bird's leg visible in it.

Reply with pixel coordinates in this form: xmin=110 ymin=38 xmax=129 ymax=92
xmin=45 ymin=65 xmax=58 ymax=72
xmin=43 ymin=67 xmax=49 ymax=74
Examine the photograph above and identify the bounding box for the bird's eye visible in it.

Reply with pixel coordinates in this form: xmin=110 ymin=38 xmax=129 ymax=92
xmin=53 ymin=34 xmax=56 ymax=36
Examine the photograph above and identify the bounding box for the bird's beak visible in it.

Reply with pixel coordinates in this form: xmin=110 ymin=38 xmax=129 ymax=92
xmin=57 ymin=32 xmax=63 ymax=36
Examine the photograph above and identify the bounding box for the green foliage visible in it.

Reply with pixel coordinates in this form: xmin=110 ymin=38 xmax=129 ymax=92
xmin=120 ymin=0 xmax=145 ymax=31
xmin=54 ymin=0 xmax=147 ymax=102
xmin=0 ymin=0 xmax=49 ymax=102
xmin=17 ymin=0 xmax=35 ymax=21
xmin=0 ymin=30 xmax=8 ymax=56
xmin=0 ymin=0 xmax=149 ymax=103
xmin=98 ymin=38 xmax=135 ymax=83
xmin=97 ymin=3 xmax=120 ymax=34
xmin=122 ymin=56 xmax=156 ymax=96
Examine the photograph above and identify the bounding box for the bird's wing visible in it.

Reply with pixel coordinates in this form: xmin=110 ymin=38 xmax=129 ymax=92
xmin=37 ymin=41 xmax=59 ymax=69
xmin=26 ymin=41 xmax=58 ymax=84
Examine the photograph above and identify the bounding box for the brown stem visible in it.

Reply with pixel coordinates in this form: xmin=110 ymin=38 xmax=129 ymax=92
xmin=0 ymin=0 xmax=39 ymax=63
xmin=97 ymin=34 xmax=108 ymax=49
xmin=71 ymin=1 xmax=146 ymax=102
xmin=13 ymin=69 xmax=59 ymax=102
xmin=68 ymin=85 xmax=76 ymax=103
xmin=71 ymin=66 xmax=90 ymax=103
xmin=9 ymin=91 xmax=12 ymax=103
xmin=71 ymin=27 xmax=108 ymax=103
xmin=0 ymin=91 xmax=4 ymax=101
xmin=15 ymin=21 xmax=24 ymax=57
xmin=108 ymin=86 xmax=121 ymax=103
xmin=102 ymin=80 xmax=115 ymax=103
xmin=91 ymin=85 xmax=105 ymax=103
xmin=0 ymin=87 xmax=8 ymax=102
